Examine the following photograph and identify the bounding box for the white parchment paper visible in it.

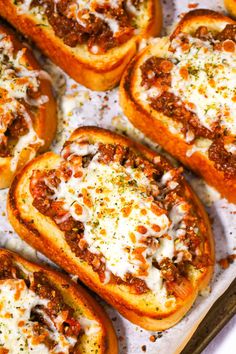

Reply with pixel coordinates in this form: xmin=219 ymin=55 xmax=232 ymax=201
xmin=0 ymin=1 xmax=235 ymax=353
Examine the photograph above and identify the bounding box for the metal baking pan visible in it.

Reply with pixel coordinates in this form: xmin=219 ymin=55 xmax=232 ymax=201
xmin=182 ymin=279 xmax=236 ymax=354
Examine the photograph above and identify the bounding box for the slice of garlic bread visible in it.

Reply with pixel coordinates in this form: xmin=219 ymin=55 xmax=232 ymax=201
xmin=120 ymin=9 xmax=236 ymax=202
xmin=0 ymin=23 xmax=57 ymax=189
xmin=0 ymin=0 xmax=162 ymax=90
xmin=8 ymin=126 xmax=214 ymax=331
xmin=0 ymin=248 xmax=117 ymax=354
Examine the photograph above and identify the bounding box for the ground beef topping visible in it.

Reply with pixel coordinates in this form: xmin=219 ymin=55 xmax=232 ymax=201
xmin=30 ymin=137 xmax=211 ymax=299
xmin=208 ymin=138 xmax=236 ymax=178
xmin=0 ymin=33 xmax=45 ymax=167
xmin=0 ymin=253 xmax=82 ymax=353
xmin=18 ymin=0 xmax=142 ymax=53
xmin=0 ymin=114 xmax=29 ymax=157
xmin=140 ymin=24 xmax=236 ymax=177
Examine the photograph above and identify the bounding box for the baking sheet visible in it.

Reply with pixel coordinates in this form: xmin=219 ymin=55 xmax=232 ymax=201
xmin=182 ymin=278 xmax=236 ymax=354
xmin=0 ymin=0 xmax=236 ymax=353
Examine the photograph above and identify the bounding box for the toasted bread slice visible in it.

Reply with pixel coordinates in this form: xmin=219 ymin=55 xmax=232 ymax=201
xmin=120 ymin=9 xmax=236 ymax=202
xmin=225 ymin=0 xmax=236 ymax=17
xmin=0 ymin=248 xmax=117 ymax=354
xmin=0 ymin=23 xmax=57 ymax=189
xmin=0 ymin=0 xmax=162 ymax=91
xmin=8 ymin=126 xmax=214 ymax=331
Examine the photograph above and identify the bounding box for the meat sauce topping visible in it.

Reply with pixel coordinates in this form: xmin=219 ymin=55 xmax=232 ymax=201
xmin=0 ymin=254 xmax=82 ymax=353
xmin=17 ymin=0 xmax=142 ymax=54
xmin=140 ymin=24 xmax=236 ymax=177
xmin=30 ymin=137 xmax=211 ymax=299
xmin=0 ymin=33 xmax=45 ymax=170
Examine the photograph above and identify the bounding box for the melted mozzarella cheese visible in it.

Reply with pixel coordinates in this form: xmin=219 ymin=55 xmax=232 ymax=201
xmin=126 ymin=0 xmax=140 ymax=15
xmin=10 ymin=117 xmax=43 ymax=171
xmin=97 ymin=0 xmax=120 ymax=8
xmin=67 ymin=0 xmax=121 ymax=34
xmin=17 ymin=0 xmax=32 ymax=13
xmin=225 ymin=143 xmax=236 ymax=154
xmin=49 ymin=142 xmax=190 ymax=298
xmin=0 ymin=34 xmax=45 ymax=170
xmin=170 ymin=35 xmax=236 ymax=135
xmin=0 ymin=279 xmax=77 ymax=354
xmin=78 ymin=317 xmax=101 ymax=336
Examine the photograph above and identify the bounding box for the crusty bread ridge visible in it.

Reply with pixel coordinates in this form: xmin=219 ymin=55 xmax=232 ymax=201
xmin=0 ymin=248 xmax=118 ymax=354
xmin=7 ymin=126 xmax=214 ymax=331
xmin=120 ymin=9 xmax=236 ymax=203
xmin=0 ymin=0 xmax=162 ymax=91
xmin=0 ymin=23 xmax=57 ymax=189
xmin=225 ymin=0 xmax=236 ymax=18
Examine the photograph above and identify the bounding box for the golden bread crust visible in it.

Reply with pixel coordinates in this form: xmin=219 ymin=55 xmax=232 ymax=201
xmin=171 ymin=8 xmax=235 ymax=38
xmin=224 ymin=0 xmax=236 ymax=18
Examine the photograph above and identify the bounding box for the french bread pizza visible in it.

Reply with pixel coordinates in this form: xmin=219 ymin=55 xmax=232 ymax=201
xmin=0 ymin=0 xmax=162 ymax=91
xmin=120 ymin=9 xmax=236 ymax=202
xmin=0 ymin=248 xmax=117 ymax=354
xmin=225 ymin=0 xmax=236 ymax=17
xmin=8 ymin=126 xmax=214 ymax=331
xmin=0 ymin=23 xmax=57 ymax=189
